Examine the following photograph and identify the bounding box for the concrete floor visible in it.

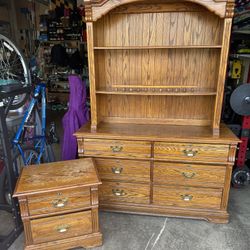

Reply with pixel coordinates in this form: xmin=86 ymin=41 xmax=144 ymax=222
xmin=7 ymin=185 xmax=250 ymax=250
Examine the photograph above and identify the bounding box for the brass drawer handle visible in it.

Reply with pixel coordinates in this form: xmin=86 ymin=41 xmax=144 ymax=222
xmin=182 ymin=172 xmax=196 ymax=178
xmin=110 ymin=145 xmax=123 ymax=152
xmin=111 ymin=167 xmax=123 ymax=174
xmin=52 ymin=198 xmax=68 ymax=208
xmin=181 ymin=194 xmax=193 ymax=201
xmin=112 ymin=189 xmax=126 ymax=196
xmin=56 ymin=224 xmax=70 ymax=233
xmin=183 ymin=149 xmax=198 ymax=157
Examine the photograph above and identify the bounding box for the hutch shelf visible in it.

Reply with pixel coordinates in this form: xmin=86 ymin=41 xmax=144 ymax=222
xmin=76 ymin=0 xmax=239 ymax=223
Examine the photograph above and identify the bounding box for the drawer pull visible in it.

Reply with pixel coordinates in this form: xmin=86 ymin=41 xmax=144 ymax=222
xmin=52 ymin=198 xmax=68 ymax=208
xmin=183 ymin=149 xmax=198 ymax=157
xmin=112 ymin=189 xmax=126 ymax=196
xmin=110 ymin=145 xmax=123 ymax=153
xmin=111 ymin=167 xmax=123 ymax=174
xmin=182 ymin=172 xmax=196 ymax=178
xmin=56 ymin=224 xmax=70 ymax=233
xmin=181 ymin=194 xmax=193 ymax=201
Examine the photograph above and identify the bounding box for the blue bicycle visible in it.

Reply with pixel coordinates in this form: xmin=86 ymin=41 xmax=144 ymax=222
xmin=12 ymin=81 xmax=47 ymax=175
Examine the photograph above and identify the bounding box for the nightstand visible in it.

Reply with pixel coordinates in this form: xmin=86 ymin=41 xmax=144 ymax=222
xmin=13 ymin=158 xmax=102 ymax=249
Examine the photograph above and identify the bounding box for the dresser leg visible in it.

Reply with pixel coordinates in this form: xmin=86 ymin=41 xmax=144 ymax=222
xmin=206 ymin=214 xmax=229 ymax=224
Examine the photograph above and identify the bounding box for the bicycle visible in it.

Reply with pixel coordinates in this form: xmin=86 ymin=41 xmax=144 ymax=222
xmin=0 ymin=34 xmax=31 ymax=109
xmin=12 ymin=80 xmax=47 ymax=175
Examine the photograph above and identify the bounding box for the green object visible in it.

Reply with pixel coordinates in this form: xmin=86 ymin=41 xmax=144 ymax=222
xmin=238 ymin=48 xmax=250 ymax=54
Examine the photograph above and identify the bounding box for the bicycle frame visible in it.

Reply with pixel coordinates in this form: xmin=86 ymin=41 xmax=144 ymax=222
xmin=12 ymin=83 xmax=46 ymax=170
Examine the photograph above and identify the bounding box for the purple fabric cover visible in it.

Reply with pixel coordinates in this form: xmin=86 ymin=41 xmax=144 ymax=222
xmin=61 ymin=75 xmax=89 ymax=160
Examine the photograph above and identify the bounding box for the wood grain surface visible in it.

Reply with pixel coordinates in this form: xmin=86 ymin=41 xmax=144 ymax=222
xmin=30 ymin=211 xmax=92 ymax=244
xmin=154 ymin=162 xmax=226 ymax=187
xmin=99 ymin=181 xmax=150 ymax=204
xmin=154 ymin=142 xmax=229 ymax=162
xmin=75 ymin=123 xmax=239 ymax=144
xmin=153 ymin=185 xmax=222 ymax=209
xmin=27 ymin=188 xmax=91 ymax=216
xmin=13 ymin=158 xmax=101 ymax=196
xmin=83 ymin=138 xmax=151 ymax=158
xmin=95 ymin=158 xmax=150 ymax=182
xmin=25 ymin=233 xmax=103 ymax=250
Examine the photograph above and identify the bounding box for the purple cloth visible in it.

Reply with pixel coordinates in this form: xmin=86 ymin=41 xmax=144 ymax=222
xmin=61 ymin=75 xmax=89 ymax=160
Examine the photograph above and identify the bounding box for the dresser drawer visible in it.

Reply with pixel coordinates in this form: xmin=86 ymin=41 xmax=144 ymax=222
xmin=154 ymin=162 xmax=226 ymax=188
xmin=95 ymin=158 xmax=150 ymax=183
xmin=154 ymin=142 xmax=229 ymax=162
xmin=153 ymin=186 xmax=222 ymax=209
xmin=82 ymin=139 xmax=151 ymax=158
xmin=99 ymin=182 xmax=150 ymax=204
xmin=30 ymin=210 xmax=92 ymax=244
xmin=28 ymin=188 xmax=91 ymax=216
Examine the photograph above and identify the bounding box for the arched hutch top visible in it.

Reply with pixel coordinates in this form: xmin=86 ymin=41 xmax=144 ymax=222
xmin=84 ymin=0 xmax=235 ymax=21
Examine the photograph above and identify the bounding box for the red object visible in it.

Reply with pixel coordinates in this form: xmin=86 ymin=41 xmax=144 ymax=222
xmin=236 ymin=64 xmax=250 ymax=168
xmin=0 ymin=160 xmax=4 ymax=174
xmin=237 ymin=116 xmax=250 ymax=167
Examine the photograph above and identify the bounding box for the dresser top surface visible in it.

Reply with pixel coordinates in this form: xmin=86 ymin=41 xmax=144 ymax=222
xmin=14 ymin=158 xmax=101 ymax=197
xmin=75 ymin=123 xmax=239 ymax=144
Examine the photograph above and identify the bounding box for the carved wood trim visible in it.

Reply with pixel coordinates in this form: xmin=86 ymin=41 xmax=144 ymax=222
xmin=221 ymin=164 xmax=233 ymax=210
xmin=18 ymin=196 xmax=33 ymax=245
xmin=23 ymin=220 xmax=34 ymax=245
xmin=225 ymin=1 xmax=235 ymax=18
xmin=18 ymin=196 xmax=30 ymax=218
xmin=91 ymin=186 xmax=99 ymax=206
xmin=84 ymin=0 xmax=233 ymax=21
xmin=91 ymin=207 xmax=100 ymax=232
xmin=228 ymin=144 xmax=237 ymax=163
xmin=77 ymin=138 xmax=84 ymax=154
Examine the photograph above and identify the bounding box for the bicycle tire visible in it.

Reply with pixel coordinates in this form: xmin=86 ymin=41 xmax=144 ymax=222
xmin=0 ymin=34 xmax=31 ymax=109
xmin=13 ymin=146 xmax=39 ymax=176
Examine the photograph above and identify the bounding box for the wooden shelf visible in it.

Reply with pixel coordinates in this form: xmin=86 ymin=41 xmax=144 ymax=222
xmin=96 ymin=88 xmax=217 ymax=96
xmin=75 ymin=122 xmax=239 ymax=144
xmin=94 ymin=45 xmax=222 ymax=50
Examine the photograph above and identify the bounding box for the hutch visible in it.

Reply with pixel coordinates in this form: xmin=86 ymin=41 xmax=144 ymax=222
xmin=76 ymin=0 xmax=239 ymax=223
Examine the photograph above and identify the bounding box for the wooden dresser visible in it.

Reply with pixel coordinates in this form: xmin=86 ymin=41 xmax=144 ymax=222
xmin=76 ymin=0 xmax=239 ymax=223
xmin=13 ymin=158 xmax=102 ymax=250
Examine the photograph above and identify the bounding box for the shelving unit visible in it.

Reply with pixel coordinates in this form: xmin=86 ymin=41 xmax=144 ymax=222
xmin=82 ymin=0 xmax=234 ymax=134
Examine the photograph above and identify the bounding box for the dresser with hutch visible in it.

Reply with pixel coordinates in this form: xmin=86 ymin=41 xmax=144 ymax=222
xmin=76 ymin=0 xmax=239 ymax=223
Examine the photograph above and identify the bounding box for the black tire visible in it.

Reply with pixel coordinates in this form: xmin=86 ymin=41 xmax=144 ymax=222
xmin=4 ymin=92 xmax=30 ymax=110
xmin=232 ymin=166 xmax=250 ymax=187
xmin=0 ymin=34 xmax=31 ymax=110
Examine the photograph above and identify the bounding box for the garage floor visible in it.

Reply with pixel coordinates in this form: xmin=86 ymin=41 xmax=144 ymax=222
xmin=7 ymin=185 xmax=250 ymax=250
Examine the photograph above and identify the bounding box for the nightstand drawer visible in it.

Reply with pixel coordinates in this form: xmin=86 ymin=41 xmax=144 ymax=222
xmin=82 ymin=139 xmax=151 ymax=158
xmin=154 ymin=162 xmax=226 ymax=188
xmin=28 ymin=188 xmax=91 ymax=216
xmin=154 ymin=142 xmax=229 ymax=162
xmin=95 ymin=158 xmax=150 ymax=183
xmin=30 ymin=210 xmax=92 ymax=244
xmin=153 ymin=186 xmax=222 ymax=210
xmin=99 ymin=182 xmax=150 ymax=204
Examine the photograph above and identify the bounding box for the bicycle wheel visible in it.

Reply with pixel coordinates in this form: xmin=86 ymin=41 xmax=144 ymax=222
xmin=0 ymin=34 xmax=31 ymax=109
xmin=13 ymin=146 xmax=39 ymax=176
